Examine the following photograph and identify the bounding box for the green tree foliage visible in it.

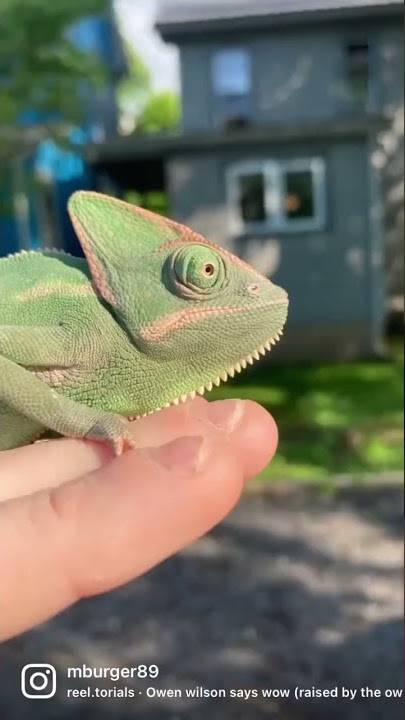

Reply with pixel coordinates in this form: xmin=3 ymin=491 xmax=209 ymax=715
xmin=116 ymin=44 xmax=180 ymax=136
xmin=0 ymin=0 xmax=108 ymax=160
xmin=136 ymin=91 xmax=180 ymax=134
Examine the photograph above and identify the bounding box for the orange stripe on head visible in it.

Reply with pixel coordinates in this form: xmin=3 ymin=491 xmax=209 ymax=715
xmin=140 ymin=301 xmax=276 ymax=342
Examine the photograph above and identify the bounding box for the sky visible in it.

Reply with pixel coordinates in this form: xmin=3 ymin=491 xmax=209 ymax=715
xmin=114 ymin=0 xmax=180 ymax=92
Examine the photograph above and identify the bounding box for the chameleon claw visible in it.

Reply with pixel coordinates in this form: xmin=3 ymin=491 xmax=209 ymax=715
xmin=113 ymin=437 xmax=125 ymax=456
xmin=119 ymin=430 xmax=137 ymax=456
xmin=108 ymin=427 xmax=137 ymax=456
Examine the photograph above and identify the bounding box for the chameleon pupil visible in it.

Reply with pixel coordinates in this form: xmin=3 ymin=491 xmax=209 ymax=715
xmin=204 ymin=264 xmax=214 ymax=276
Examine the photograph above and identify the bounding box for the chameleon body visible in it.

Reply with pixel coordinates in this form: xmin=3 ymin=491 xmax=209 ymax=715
xmin=0 ymin=192 xmax=289 ymax=454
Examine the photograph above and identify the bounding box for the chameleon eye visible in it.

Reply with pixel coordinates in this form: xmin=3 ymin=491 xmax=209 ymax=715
xmin=170 ymin=244 xmax=227 ymax=296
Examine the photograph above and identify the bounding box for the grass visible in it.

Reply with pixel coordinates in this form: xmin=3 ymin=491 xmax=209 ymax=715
xmin=210 ymin=339 xmax=404 ymax=483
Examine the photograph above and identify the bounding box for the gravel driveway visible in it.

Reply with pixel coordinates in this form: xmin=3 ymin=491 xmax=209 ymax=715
xmin=1 ymin=481 xmax=403 ymax=720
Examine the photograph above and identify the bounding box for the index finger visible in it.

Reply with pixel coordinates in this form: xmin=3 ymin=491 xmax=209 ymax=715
xmin=0 ymin=399 xmax=278 ymax=500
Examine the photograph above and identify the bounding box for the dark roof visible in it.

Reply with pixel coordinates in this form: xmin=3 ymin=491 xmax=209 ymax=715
xmin=156 ymin=0 xmax=403 ymax=36
xmin=87 ymin=114 xmax=390 ymax=165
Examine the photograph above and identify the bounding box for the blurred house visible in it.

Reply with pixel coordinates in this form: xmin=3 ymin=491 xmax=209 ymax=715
xmin=0 ymin=6 xmax=126 ymax=258
xmin=90 ymin=0 xmax=403 ymax=360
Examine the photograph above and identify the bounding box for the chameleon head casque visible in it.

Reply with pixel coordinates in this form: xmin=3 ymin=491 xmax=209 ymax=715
xmin=68 ymin=191 xmax=289 ymax=411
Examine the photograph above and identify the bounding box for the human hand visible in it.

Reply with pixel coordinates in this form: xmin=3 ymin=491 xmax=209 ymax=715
xmin=0 ymin=398 xmax=278 ymax=641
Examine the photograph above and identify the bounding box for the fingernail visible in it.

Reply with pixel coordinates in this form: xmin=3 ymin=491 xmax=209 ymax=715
xmin=207 ymin=399 xmax=245 ymax=433
xmin=147 ymin=436 xmax=208 ymax=474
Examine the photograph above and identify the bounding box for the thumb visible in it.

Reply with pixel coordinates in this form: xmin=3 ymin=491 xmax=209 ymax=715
xmin=0 ymin=435 xmax=244 ymax=640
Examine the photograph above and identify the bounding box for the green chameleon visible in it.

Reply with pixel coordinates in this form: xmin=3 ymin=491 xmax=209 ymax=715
xmin=0 ymin=191 xmax=289 ymax=454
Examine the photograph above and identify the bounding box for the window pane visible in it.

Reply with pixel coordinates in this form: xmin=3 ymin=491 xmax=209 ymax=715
xmin=347 ymin=70 xmax=369 ymax=101
xmin=284 ymin=170 xmax=314 ymax=220
xmin=346 ymin=42 xmax=369 ymax=102
xmin=238 ymin=173 xmax=266 ymax=223
xmin=212 ymin=49 xmax=251 ymax=96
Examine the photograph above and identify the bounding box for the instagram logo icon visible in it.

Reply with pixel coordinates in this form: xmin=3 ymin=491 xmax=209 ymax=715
xmin=21 ymin=664 xmax=56 ymax=699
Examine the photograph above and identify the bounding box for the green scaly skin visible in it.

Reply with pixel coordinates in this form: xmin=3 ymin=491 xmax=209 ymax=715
xmin=0 ymin=191 xmax=289 ymax=454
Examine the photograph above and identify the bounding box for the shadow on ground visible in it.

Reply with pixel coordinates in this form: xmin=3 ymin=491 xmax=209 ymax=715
xmin=1 ymin=484 xmax=403 ymax=719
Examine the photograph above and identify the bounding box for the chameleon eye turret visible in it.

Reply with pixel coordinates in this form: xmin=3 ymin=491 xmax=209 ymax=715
xmin=169 ymin=244 xmax=228 ymax=297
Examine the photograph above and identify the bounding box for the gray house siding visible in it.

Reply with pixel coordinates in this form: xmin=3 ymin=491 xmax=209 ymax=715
xmin=373 ymin=24 xmax=404 ymax=305
xmin=167 ymin=136 xmax=379 ymax=359
xmin=376 ymin=24 xmax=404 ymax=110
xmin=179 ymin=18 xmax=403 ymax=132
xmin=180 ymin=43 xmax=213 ymax=132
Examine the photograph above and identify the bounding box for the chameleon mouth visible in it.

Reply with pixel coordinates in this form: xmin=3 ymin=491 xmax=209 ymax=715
xmin=129 ymin=326 xmax=285 ymax=421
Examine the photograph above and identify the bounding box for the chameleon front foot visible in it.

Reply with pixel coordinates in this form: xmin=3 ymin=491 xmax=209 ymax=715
xmin=87 ymin=413 xmax=136 ymax=455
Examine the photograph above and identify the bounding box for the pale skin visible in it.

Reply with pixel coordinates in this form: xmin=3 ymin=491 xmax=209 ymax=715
xmin=0 ymin=398 xmax=278 ymax=641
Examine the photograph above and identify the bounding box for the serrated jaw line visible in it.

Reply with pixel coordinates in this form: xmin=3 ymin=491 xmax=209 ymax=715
xmin=132 ymin=326 xmax=285 ymax=419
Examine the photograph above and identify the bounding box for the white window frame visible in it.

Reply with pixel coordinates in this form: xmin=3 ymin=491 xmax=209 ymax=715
xmin=226 ymin=157 xmax=326 ymax=234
